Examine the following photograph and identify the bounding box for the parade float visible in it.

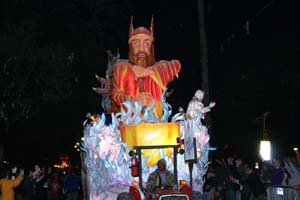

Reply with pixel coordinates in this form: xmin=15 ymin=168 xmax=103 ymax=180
xmin=81 ymin=16 xmax=215 ymax=200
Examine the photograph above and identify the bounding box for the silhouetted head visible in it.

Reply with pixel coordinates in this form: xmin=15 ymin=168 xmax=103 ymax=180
xmin=157 ymin=159 xmax=167 ymax=172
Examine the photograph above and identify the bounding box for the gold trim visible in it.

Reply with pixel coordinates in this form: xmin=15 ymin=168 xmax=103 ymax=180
xmin=128 ymin=34 xmax=154 ymax=44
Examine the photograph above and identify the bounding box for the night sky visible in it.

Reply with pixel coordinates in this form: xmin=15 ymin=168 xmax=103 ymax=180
xmin=2 ymin=0 xmax=300 ymax=166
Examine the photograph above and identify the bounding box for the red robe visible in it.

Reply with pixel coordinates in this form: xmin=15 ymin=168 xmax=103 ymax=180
xmin=112 ymin=60 xmax=181 ymax=118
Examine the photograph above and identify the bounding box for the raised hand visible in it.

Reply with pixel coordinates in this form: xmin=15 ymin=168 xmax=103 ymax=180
xmin=11 ymin=166 xmax=17 ymax=174
xmin=19 ymin=169 xmax=24 ymax=176
xmin=136 ymin=92 xmax=153 ymax=107
xmin=209 ymin=101 xmax=216 ymax=108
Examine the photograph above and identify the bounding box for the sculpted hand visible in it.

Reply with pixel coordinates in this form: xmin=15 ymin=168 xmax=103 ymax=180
xmin=131 ymin=65 xmax=153 ymax=78
xmin=136 ymin=92 xmax=153 ymax=107
xmin=209 ymin=101 xmax=216 ymax=108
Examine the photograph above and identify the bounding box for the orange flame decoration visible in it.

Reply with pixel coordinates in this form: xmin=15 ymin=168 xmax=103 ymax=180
xmin=90 ymin=114 xmax=100 ymax=122
xmin=54 ymin=156 xmax=69 ymax=168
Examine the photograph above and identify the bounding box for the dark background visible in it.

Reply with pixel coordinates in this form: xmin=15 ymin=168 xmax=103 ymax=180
xmin=1 ymin=0 xmax=299 ymax=166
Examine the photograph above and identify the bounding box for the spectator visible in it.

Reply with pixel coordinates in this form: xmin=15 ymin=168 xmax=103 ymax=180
xmin=14 ymin=167 xmax=24 ymax=200
xmin=261 ymin=158 xmax=284 ymax=186
xmin=231 ymin=163 xmax=267 ymax=200
xmin=285 ymin=160 xmax=300 ymax=186
xmin=14 ymin=168 xmax=34 ymax=200
xmin=223 ymin=156 xmax=238 ymax=200
xmin=235 ymin=159 xmax=251 ymax=200
xmin=34 ymin=166 xmax=49 ymax=200
xmin=203 ymin=168 xmax=217 ymax=200
xmin=259 ymin=164 xmax=271 ymax=186
xmin=21 ymin=169 xmax=35 ymax=200
xmin=214 ymin=158 xmax=226 ymax=194
xmin=48 ymin=173 xmax=62 ymax=200
xmin=63 ymin=168 xmax=82 ymax=200
xmin=0 ymin=167 xmax=24 ymax=200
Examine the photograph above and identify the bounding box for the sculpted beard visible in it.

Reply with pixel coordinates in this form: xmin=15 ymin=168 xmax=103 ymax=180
xmin=137 ymin=57 xmax=148 ymax=68
xmin=135 ymin=53 xmax=149 ymax=68
xmin=128 ymin=42 xmax=155 ymax=67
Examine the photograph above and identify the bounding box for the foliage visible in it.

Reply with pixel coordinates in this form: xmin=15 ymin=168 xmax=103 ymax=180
xmin=0 ymin=0 xmax=135 ymax=132
xmin=0 ymin=27 xmax=75 ymax=132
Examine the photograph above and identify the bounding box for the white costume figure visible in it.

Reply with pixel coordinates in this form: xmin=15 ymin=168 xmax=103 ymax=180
xmin=186 ymin=89 xmax=216 ymax=120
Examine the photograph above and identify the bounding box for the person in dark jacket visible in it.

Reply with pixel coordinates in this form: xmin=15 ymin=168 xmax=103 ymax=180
xmin=262 ymin=158 xmax=284 ymax=186
xmin=235 ymin=159 xmax=251 ymax=200
xmin=14 ymin=169 xmax=34 ymax=200
xmin=63 ymin=169 xmax=81 ymax=200
xmin=231 ymin=163 xmax=267 ymax=200
xmin=224 ymin=156 xmax=238 ymax=200
xmin=203 ymin=168 xmax=217 ymax=200
xmin=34 ymin=167 xmax=49 ymax=200
xmin=146 ymin=159 xmax=174 ymax=192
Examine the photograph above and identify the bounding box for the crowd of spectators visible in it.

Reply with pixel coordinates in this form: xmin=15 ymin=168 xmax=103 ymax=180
xmin=2 ymin=147 xmax=300 ymax=200
xmin=202 ymin=148 xmax=300 ymax=200
xmin=0 ymin=164 xmax=82 ymax=200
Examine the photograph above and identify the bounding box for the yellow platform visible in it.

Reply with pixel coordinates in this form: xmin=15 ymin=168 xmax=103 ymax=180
xmin=120 ymin=122 xmax=179 ymax=166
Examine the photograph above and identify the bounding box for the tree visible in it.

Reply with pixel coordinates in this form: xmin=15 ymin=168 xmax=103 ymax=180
xmin=197 ymin=0 xmax=212 ymax=129
xmin=0 ymin=25 xmax=75 ymax=161
xmin=0 ymin=0 xmax=135 ymax=161
xmin=1 ymin=0 xmax=135 ymax=98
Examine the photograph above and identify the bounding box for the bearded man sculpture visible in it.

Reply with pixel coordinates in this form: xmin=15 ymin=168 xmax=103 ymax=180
xmin=109 ymin=16 xmax=181 ymax=118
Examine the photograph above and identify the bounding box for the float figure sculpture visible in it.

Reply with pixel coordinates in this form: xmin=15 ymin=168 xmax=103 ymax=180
xmin=186 ymin=89 xmax=216 ymax=120
xmin=109 ymin=16 xmax=181 ymax=118
xmin=82 ymin=16 xmax=215 ymax=199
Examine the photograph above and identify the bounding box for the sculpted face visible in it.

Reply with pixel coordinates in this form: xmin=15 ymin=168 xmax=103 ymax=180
xmin=130 ymin=35 xmax=152 ymax=68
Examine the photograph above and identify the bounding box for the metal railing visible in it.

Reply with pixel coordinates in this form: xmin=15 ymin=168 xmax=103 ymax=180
xmin=267 ymin=185 xmax=300 ymax=200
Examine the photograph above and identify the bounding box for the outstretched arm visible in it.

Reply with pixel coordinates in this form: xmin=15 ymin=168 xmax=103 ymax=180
xmin=201 ymin=102 xmax=216 ymax=113
xmin=151 ymin=60 xmax=181 ymax=89
xmin=11 ymin=169 xmax=24 ymax=188
xmin=287 ymin=159 xmax=300 ymax=176
xmin=284 ymin=161 xmax=293 ymax=176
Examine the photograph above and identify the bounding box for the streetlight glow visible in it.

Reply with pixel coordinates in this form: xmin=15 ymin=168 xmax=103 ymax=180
xmin=260 ymin=140 xmax=271 ymax=161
